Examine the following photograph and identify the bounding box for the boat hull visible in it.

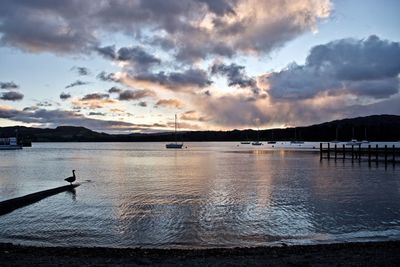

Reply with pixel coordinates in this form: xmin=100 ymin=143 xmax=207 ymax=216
xmin=251 ymin=142 xmax=263 ymax=146
xmin=0 ymin=145 xmax=23 ymax=150
xmin=166 ymin=143 xmax=183 ymax=149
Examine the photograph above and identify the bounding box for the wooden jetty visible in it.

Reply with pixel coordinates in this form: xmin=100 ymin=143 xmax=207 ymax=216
xmin=320 ymin=143 xmax=400 ymax=165
xmin=0 ymin=184 xmax=79 ymax=216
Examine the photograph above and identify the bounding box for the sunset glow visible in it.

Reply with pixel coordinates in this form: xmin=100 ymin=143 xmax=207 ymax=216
xmin=0 ymin=0 xmax=399 ymax=132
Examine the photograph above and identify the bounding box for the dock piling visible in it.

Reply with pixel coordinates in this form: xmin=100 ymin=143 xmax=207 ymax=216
xmin=320 ymin=143 xmax=323 ymax=160
xmin=319 ymin=143 xmax=399 ymax=166
xmin=368 ymin=145 xmax=371 ymax=163
xmin=342 ymin=144 xmax=345 ymax=159
xmin=385 ymin=145 xmax=388 ymax=165
xmin=334 ymin=144 xmax=337 ymax=160
xmin=393 ymin=145 xmax=396 ymax=165
xmin=327 ymin=143 xmax=330 ymax=160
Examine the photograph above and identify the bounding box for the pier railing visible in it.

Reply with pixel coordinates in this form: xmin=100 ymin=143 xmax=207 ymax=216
xmin=320 ymin=143 xmax=400 ymax=165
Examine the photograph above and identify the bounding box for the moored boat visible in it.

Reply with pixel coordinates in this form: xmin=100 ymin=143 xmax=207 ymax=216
xmin=0 ymin=137 xmax=23 ymax=150
xmin=166 ymin=114 xmax=184 ymax=149
xmin=346 ymin=139 xmax=362 ymax=146
xmin=251 ymin=141 xmax=263 ymax=146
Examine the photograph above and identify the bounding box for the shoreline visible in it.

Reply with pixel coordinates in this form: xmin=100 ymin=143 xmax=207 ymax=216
xmin=1 ymin=240 xmax=399 ymax=266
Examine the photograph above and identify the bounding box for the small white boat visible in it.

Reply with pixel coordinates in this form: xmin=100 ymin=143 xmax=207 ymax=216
xmin=361 ymin=128 xmax=369 ymax=143
xmin=252 ymin=126 xmax=262 ymax=146
xmin=0 ymin=137 xmax=22 ymax=150
xmin=346 ymin=139 xmax=362 ymax=146
xmin=166 ymin=114 xmax=183 ymax=149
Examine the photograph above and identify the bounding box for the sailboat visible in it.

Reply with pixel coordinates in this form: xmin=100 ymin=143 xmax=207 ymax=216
xmin=267 ymin=130 xmax=276 ymax=144
xmin=166 ymin=114 xmax=183 ymax=149
xmin=240 ymin=132 xmax=251 ymax=144
xmin=346 ymin=126 xmax=361 ymax=145
xmin=361 ymin=127 xmax=369 ymax=143
xmin=290 ymin=128 xmax=304 ymax=144
xmin=252 ymin=127 xmax=262 ymax=146
xmin=331 ymin=126 xmax=341 ymax=143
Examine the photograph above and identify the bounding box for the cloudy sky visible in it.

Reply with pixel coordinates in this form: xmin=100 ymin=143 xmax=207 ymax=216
xmin=0 ymin=0 xmax=399 ymax=133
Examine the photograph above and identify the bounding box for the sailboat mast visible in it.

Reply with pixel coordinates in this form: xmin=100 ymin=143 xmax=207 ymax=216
xmin=174 ymin=114 xmax=177 ymax=143
xmin=336 ymin=126 xmax=338 ymax=140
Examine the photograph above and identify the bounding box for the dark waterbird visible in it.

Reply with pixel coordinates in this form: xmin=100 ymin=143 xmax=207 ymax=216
xmin=64 ymin=170 xmax=76 ymax=185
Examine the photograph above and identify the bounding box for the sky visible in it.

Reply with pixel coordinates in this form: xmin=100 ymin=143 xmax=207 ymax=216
xmin=0 ymin=0 xmax=399 ymax=133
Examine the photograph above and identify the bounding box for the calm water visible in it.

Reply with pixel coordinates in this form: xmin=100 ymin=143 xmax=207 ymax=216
xmin=0 ymin=142 xmax=399 ymax=248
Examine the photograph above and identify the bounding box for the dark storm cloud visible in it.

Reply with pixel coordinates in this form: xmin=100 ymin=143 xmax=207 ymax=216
xmin=134 ymin=68 xmax=212 ymax=89
xmin=60 ymin=92 xmax=71 ymax=100
xmin=0 ymin=81 xmax=19 ymax=89
xmin=211 ymin=62 xmax=259 ymax=93
xmin=0 ymin=0 xmax=330 ymax=61
xmin=95 ymin=45 xmax=116 ymax=60
xmin=0 ymin=0 xmax=96 ymax=53
xmin=97 ymin=71 xmax=119 ymax=82
xmin=81 ymin=93 xmax=109 ymax=101
xmin=108 ymin=87 xmax=122 ymax=93
xmin=118 ymin=89 xmax=155 ymax=101
xmin=0 ymin=106 xmax=137 ymax=130
xmin=117 ymin=47 xmax=160 ymax=65
xmin=0 ymin=91 xmax=24 ymax=101
xmin=267 ymin=36 xmax=400 ymax=100
xmin=96 ymin=45 xmax=161 ymax=71
xmin=65 ymin=80 xmax=89 ymax=89
xmin=71 ymin=66 xmax=90 ymax=76
xmin=307 ymin=35 xmax=400 ymax=80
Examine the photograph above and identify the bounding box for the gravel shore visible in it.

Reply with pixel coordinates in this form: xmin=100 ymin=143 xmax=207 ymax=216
xmin=1 ymin=241 xmax=399 ymax=266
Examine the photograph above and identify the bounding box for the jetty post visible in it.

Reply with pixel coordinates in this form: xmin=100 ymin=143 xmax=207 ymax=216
xmin=320 ymin=143 xmax=323 ymax=160
xmin=327 ymin=143 xmax=330 ymax=160
xmin=342 ymin=144 xmax=345 ymax=159
xmin=334 ymin=144 xmax=337 ymax=160
xmin=319 ymin=142 xmax=399 ymax=165
xmin=385 ymin=145 xmax=388 ymax=165
xmin=368 ymin=145 xmax=371 ymax=164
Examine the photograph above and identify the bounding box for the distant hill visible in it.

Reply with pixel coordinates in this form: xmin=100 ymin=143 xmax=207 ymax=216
xmin=1 ymin=114 xmax=399 ymax=142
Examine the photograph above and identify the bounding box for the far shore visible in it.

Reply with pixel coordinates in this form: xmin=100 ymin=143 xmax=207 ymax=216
xmin=1 ymin=241 xmax=399 ymax=266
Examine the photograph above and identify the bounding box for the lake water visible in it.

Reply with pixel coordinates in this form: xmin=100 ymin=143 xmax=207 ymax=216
xmin=0 ymin=142 xmax=399 ymax=248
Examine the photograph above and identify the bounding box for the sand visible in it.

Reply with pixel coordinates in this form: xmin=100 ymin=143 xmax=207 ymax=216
xmin=1 ymin=241 xmax=399 ymax=266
